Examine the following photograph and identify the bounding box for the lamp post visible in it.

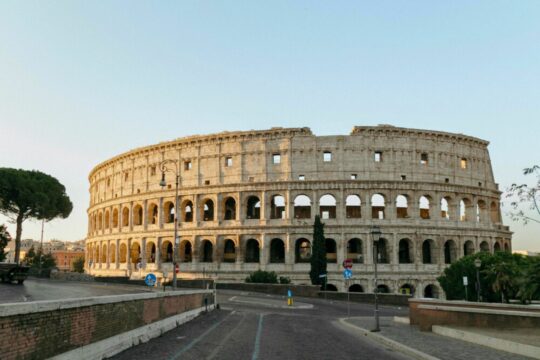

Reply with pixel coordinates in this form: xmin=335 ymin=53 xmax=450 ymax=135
xmin=371 ymin=225 xmax=382 ymax=332
xmin=474 ymin=258 xmax=482 ymax=302
xmin=160 ymin=159 xmax=180 ymax=290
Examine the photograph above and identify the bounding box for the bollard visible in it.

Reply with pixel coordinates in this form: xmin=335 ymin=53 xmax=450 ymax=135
xmin=287 ymin=289 xmax=293 ymax=306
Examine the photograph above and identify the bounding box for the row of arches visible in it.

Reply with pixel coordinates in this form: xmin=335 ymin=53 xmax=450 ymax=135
xmin=89 ymin=193 xmax=501 ymax=233
xmin=323 ymin=283 xmax=440 ymax=298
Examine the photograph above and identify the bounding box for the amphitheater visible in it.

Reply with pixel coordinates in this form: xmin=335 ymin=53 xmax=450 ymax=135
xmin=85 ymin=125 xmax=512 ymax=298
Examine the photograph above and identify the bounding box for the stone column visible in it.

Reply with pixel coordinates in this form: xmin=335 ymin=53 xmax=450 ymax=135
xmin=127 ymin=238 xmax=132 ymax=273
xmin=285 ymin=233 xmax=294 ymax=265
xmin=143 ymin=200 xmax=148 ymax=230
xmin=115 ymin=239 xmax=120 ymax=269
xmin=260 ymin=234 xmax=267 ymax=270
xmin=156 ymin=237 xmax=162 ymax=269
xmin=141 ymin=238 xmax=147 ymax=269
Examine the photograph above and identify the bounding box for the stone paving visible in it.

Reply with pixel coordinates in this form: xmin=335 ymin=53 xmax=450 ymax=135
xmin=345 ymin=316 xmax=531 ymax=360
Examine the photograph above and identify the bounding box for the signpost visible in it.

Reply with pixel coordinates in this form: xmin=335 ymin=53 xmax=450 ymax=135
xmin=463 ymin=276 xmax=468 ymax=301
xmin=319 ymin=273 xmax=327 ymax=300
xmin=145 ymin=273 xmax=157 ymax=287
xmin=343 ymin=266 xmax=353 ymax=317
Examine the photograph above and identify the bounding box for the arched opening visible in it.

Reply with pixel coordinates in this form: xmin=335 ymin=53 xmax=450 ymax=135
xmin=422 ymin=239 xmax=436 ymax=264
xmin=376 ymin=238 xmax=389 ymax=264
xmin=161 ymin=241 xmax=173 ymax=262
xmin=130 ymin=243 xmax=141 ymax=264
xmin=119 ymin=243 xmax=127 ymax=263
xmin=148 ymin=203 xmax=158 ymax=225
xmin=398 ymin=239 xmax=412 ymax=264
xmin=294 ymin=195 xmax=311 ymax=219
xmin=133 ymin=205 xmax=143 ymax=226
xmin=164 ymin=202 xmax=175 ymax=224
xmin=464 ymin=240 xmax=475 ymax=256
xmin=504 ymin=242 xmax=510 ymax=252
xmin=109 ymin=243 xmax=116 ymax=263
xmin=295 ymin=238 xmax=311 ymax=263
xmin=319 ymin=194 xmax=337 ymax=219
xmin=477 ymin=200 xmax=487 ymax=222
xmin=246 ymin=196 xmax=261 ymax=219
xmin=371 ymin=194 xmax=386 ymax=219
xmin=419 ymin=196 xmax=431 ymax=219
xmin=377 ymin=284 xmax=390 ymax=294
xmin=399 ymin=284 xmax=414 ymax=296
xmin=203 ymin=199 xmax=214 ymax=221
xmin=180 ymin=240 xmax=192 ymax=262
xmin=444 ymin=240 xmax=457 ymax=264
xmin=182 ymin=201 xmax=193 ymax=222
xmin=104 ymin=210 xmax=110 ymax=230
xmin=245 ymin=239 xmax=260 ymax=263
xmin=480 ymin=241 xmax=490 ymax=253
xmin=94 ymin=247 xmax=99 ymax=264
xmin=112 ymin=208 xmax=119 ymax=227
xmin=325 ymin=238 xmax=337 ymax=263
xmin=270 ymin=238 xmax=285 ymax=263
xmin=98 ymin=213 xmax=103 ymax=230
xmin=460 ymin=198 xmax=473 ymax=221
xmin=223 ymin=239 xmax=236 ymax=262
xmin=424 ymin=284 xmax=439 ymax=298
xmin=224 ymin=197 xmax=236 ymax=220
xmin=494 ymin=242 xmax=501 ymax=252
xmin=347 ymin=238 xmax=363 ymax=263
xmin=201 ymin=240 xmax=213 ymax=262
xmin=345 ymin=195 xmax=361 ymax=218
xmin=349 ymin=284 xmax=364 ymax=293
xmin=490 ymin=202 xmax=500 ymax=223
xmin=440 ymin=197 xmax=450 ymax=219
xmin=325 ymin=284 xmax=338 ymax=292
xmin=146 ymin=242 xmax=156 ymax=263
xmin=101 ymin=244 xmax=107 ymax=263
xmin=270 ymin=195 xmax=286 ymax=219
xmin=396 ymin=195 xmax=408 ymax=218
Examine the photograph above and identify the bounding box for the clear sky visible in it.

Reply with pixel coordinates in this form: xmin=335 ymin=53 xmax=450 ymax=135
xmin=0 ymin=1 xmax=538 ymax=251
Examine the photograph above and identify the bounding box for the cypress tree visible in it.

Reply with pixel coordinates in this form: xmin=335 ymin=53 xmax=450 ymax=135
xmin=310 ymin=215 xmax=327 ymax=286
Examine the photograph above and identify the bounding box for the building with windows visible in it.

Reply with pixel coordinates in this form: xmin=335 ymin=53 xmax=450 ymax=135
xmin=85 ymin=125 xmax=512 ymax=298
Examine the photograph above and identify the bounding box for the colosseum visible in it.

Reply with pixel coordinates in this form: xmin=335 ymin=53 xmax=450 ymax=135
xmin=85 ymin=125 xmax=512 ymax=298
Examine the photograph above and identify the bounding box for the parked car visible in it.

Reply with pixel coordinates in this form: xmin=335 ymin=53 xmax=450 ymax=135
xmin=0 ymin=263 xmax=30 ymax=284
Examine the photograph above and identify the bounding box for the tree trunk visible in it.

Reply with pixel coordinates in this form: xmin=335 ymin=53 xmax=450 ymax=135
xmin=14 ymin=212 xmax=23 ymax=264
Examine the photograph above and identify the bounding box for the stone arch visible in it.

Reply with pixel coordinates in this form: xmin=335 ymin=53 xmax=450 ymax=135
xmin=477 ymin=200 xmax=487 ymax=222
xmin=464 ymin=240 xmax=475 ymax=256
xmin=504 ymin=242 xmax=510 ymax=252
xmin=146 ymin=241 xmax=157 ymax=263
xmin=398 ymin=238 xmax=413 ymax=264
xmin=119 ymin=243 xmax=127 ymax=263
xmin=246 ymin=196 xmax=261 ymax=219
xmin=133 ymin=204 xmax=143 ymax=226
xmin=325 ymin=238 xmax=337 ymax=263
xmin=202 ymin=199 xmax=214 ymax=221
xmin=422 ymin=239 xmax=437 ymax=264
xmin=182 ymin=200 xmax=193 ymax=222
xmin=377 ymin=284 xmax=390 ymax=293
xmin=419 ymin=195 xmax=431 ymax=219
xmin=345 ymin=194 xmax=361 ymax=218
xmin=444 ymin=240 xmax=457 ymax=264
xmin=164 ymin=201 xmax=175 ymax=223
xmin=180 ymin=239 xmax=192 ymax=262
xmin=494 ymin=241 xmax=501 ymax=252
xmin=112 ymin=208 xmax=119 ymax=227
xmin=94 ymin=246 xmax=99 ymax=264
xmin=319 ymin=194 xmax=337 ymax=219
xmin=98 ymin=212 xmax=103 ymax=230
xmin=376 ymin=238 xmax=389 ymax=264
xmin=347 ymin=238 xmax=363 ymax=263
xmin=480 ymin=241 xmax=490 ymax=253
xmin=270 ymin=238 xmax=285 ymax=263
xmin=399 ymin=283 xmax=415 ymax=296
xmin=460 ymin=198 xmax=473 ymax=221
xmin=201 ymin=240 xmax=213 ymax=262
xmin=104 ymin=210 xmax=110 ymax=230
xmin=325 ymin=284 xmax=338 ymax=292
xmin=295 ymin=238 xmax=311 ymax=263
xmin=349 ymin=284 xmax=364 ymax=293
xmin=148 ymin=203 xmax=159 ymax=225
xmin=101 ymin=243 xmax=107 ymax=263
xmin=440 ymin=196 xmax=451 ymax=220
xmin=130 ymin=242 xmax=141 ymax=264
xmin=245 ymin=238 xmax=260 ymax=263
xmin=371 ymin=194 xmax=386 ymax=219
xmin=122 ymin=207 xmax=130 ymax=227
xmin=294 ymin=195 xmax=311 ymax=219
xmin=490 ymin=201 xmax=500 ymax=223
xmin=223 ymin=239 xmax=236 ymax=263
xmin=109 ymin=243 xmax=116 ymax=263
xmin=270 ymin=194 xmax=286 ymax=219
xmin=223 ymin=197 xmax=237 ymax=220
xmin=424 ymin=284 xmax=439 ymax=298
xmin=396 ymin=194 xmax=409 ymax=218
xmin=161 ymin=240 xmax=173 ymax=262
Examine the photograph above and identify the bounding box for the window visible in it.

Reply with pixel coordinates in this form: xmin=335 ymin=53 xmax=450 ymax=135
xmin=445 ymin=178 xmax=449 ymax=183
xmin=272 ymin=153 xmax=281 ymax=164
xmin=460 ymin=158 xmax=468 ymax=169
xmin=298 ymin=175 xmax=305 ymax=181
xmin=150 ymin=166 xmax=156 ymax=176
xmin=204 ymin=180 xmax=210 ymax=185
xmin=478 ymin=182 xmax=482 ymax=187
xmin=184 ymin=161 xmax=192 ymax=170
xmin=323 ymin=151 xmax=332 ymax=162
xmin=124 ymin=172 xmax=129 ymax=181
xmin=401 ymin=175 xmax=406 ymax=181
xmin=350 ymin=174 xmax=357 ymax=180
xmin=225 ymin=157 xmax=233 ymax=167
xmin=420 ymin=153 xmax=428 ymax=165
xmin=374 ymin=151 xmax=382 ymax=162
xmin=248 ymin=177 xmax=254 ymax=182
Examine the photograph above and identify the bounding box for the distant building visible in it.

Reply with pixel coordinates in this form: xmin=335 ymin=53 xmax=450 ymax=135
xmin=51 ymin=250 xmax=85 ymax=271
xmin=513 ymin=250 xmax=539 ymax=257
xmin=4 ymin=239 xmax=35 ymax=263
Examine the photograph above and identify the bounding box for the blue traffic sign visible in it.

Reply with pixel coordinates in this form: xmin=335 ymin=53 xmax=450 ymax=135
xmin=145 ymin=273 xmax=157 ymax=287
xmin=343 ymin=269 xmax=352 ymax=279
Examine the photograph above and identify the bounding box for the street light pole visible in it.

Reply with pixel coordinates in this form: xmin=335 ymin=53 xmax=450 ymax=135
xmin=371 ymin=225 xmax=382 ymax=332
xmin=474 ymin=258 xmax=482 ymax=302
xmin=160 ymin=159 xmax=180 ymax=290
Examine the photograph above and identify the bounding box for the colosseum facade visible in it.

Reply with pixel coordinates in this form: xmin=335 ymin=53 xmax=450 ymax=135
xmin=85 ymin=125 xmax=512 ymax=298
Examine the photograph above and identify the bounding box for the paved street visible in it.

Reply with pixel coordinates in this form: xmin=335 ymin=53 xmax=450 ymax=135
xmin=0 ymin=278 xmax=150 ymax=303
xmin=112 ymin=290 xmax=411 ymax=360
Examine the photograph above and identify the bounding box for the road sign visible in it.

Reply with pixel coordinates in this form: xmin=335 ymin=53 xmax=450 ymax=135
xmin=145 ymin=273 xmax=157 ymax=287
xmin=343 ymin=259 xmax=353 ymax=269
xmin=343 ymin=269 xmax=352 ymax=279
xmin=463 ymin=276 xmax=468 ymax=286
xmin=319 ymin=273 xmax=327 ymax=278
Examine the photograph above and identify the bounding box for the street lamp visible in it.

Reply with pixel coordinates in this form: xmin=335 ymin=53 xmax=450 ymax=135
xmin=474 ymin=258 xmax=482 ymax=302
xmin=160 ymin=159 xmax=180 ymax=290
xmin=371 ymin=225 xmax=382 ymax=332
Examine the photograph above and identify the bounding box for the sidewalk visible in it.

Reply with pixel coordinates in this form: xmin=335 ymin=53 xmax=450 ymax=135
xmin=340 ymin=316 xmax=534 ymax=360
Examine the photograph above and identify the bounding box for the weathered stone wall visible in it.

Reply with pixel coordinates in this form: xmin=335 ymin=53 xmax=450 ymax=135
xmin=0 ymin=290 xmax=213 ymax=360
xmin=319 ymin=291 xmax=411 ymax=306
xmin=216 ymin=282 xmax=320 ymax=298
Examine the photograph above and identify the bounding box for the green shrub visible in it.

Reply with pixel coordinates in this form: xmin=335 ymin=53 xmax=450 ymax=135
xmin=245 ymin=270 xmax=278 ymax=284
xmin=279 ymin=276 xmax=291 ymax=284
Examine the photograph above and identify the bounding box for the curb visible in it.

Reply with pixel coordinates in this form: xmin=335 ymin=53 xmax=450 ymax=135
xmin=338 ymin=318 xmax=440 ymax=360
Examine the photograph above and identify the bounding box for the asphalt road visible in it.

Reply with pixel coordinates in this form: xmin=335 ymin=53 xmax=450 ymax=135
xmin=112 ymin=290 xmax=411 ymax=360
xmin=0 ymin=278 xmax=150 ymax=303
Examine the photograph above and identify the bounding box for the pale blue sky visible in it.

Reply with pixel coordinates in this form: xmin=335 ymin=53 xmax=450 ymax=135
xmin=0 ymin=1 xmax=538 ymax=250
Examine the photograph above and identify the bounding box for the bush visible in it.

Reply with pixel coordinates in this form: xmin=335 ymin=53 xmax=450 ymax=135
xmin=72 ymin=256 xmax=85 ymax=273
xmin=245 ymin=270 xmax=278 ymax=284
xmin=279 ymin=276 xmax=291 ymax=284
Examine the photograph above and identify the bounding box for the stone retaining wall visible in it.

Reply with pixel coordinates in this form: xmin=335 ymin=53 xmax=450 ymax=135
xmin=216 ymin=282 xmax=320 ymax=298
xmin=319 ymin=291 xmax=411 ymax=306
xmin=0 ymin=290 xmax=213 ymax=360
xmin=50 ymin=270 xmax=94 ymax=282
